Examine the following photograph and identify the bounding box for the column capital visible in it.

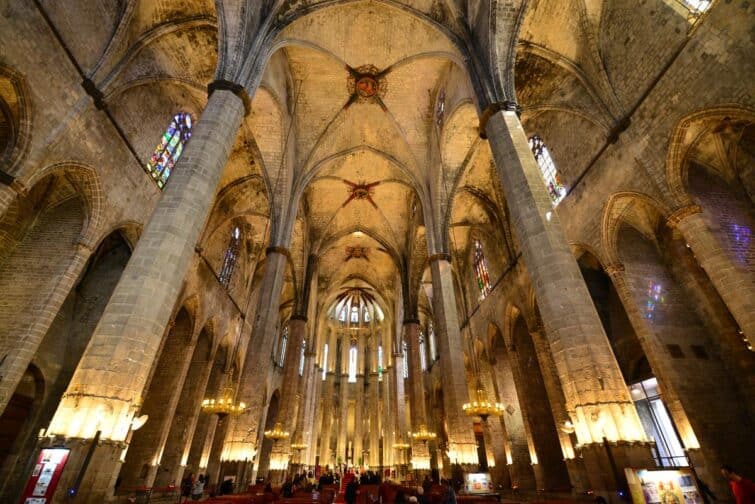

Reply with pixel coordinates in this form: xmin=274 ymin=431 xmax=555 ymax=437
xmin=208 ymin=79 xmax=251 ymax=116
xmin=478 ymin=101 xmax=521 ymax=139
xmin=666 ymin=204 xmax=702 ymax=227
xmin=604 ymin=262 xmax=625 ymax=277
xmin=428 ymin=252 xmax=452 ymax=263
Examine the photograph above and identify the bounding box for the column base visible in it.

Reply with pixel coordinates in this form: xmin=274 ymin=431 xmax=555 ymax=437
xmin=32 ymin=437 xmax=126 ymax=503
xmin=579 ymin=441 xmax=656 ymax=501
xmin=564 ymin=457 xmax=590 ymax=494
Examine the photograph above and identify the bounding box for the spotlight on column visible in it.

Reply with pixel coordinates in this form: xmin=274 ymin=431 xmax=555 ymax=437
xmin=131 ymin=414 xmax=149 ymax=431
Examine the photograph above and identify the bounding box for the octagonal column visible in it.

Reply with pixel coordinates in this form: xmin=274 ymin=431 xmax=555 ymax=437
xmin=222 ymin=247 xmax=290 ymax=468
xmin=428 ymin=255 xmax=478 ymax=466
xmin=484 ymin=108 xmax=653 ymax=493
xmin=668 ymin=205 xmax=755 ymax=346
xmin=404 ymin=320 xmax=430 ymax=472
xmin=41 ymin=86 xmax=248 ymax=503
xmin=269 ymin=315 xmax=307 ymax=480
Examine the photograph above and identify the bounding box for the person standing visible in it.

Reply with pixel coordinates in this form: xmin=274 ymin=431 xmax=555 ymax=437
xmin=722 ymin=466 xmax=755 ymax=504
xmin=191 ymin=474 xmax=205 ymax=501
xmin=345 ymin=477 xmax=359 ymax=504
xmin=181 ymin=472 xmax=194 ymax=502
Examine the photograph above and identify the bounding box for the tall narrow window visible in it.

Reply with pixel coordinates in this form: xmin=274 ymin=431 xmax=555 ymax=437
xmin=219 ymin=226 xmax=241 ymax=287
xmin=428 ymin=322 xmax=438 ymax=361
xmin=146 ymin=112 xmax=193 ymax=188
xmin=348 ymin=345 xmax=358 ymax=383
xmin=298 ymin=339 xmax=306 ymax=377
xmin=419 ymin=331 xmax=427 ymax=371
xmin=630 ymin=377 xmax=686 ymax=467
xmin=473 ymin=240 xmax=492 ymax=300
xmin=378 ymin=344 xmax=384 ymax=382
xmin=351 ymin=306 xmax=359 ymax=324
xmin=279 ymin=326 xmax=288 ymax=367
xmin=402 ymin=340 xmax=409 ymax=379
xmin=322 ymin=343 xmax=329 ymax=381
xmin=528 ymin=135 xmax=566 ymax=204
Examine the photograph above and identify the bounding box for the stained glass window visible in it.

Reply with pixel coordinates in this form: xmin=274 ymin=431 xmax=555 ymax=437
xmin=351 ymin=306 xmax=359 ymax=324
xmin=435 ymin=88 xmax=446 ymax=126
xmin=279 ymin=326 xmax=288 ymax=367
xmin=419 ymin=331 xmax=427 ymax=371
xmin=298 ymin=339 xmax=306 ymax=377
xmin=219 ymin=226 xmax=241 ymax=287
xmin=348 ymin=345 xmax=358 ymax=383
xmin=428 ymin=322 xmax=438 ymax=361
xmin=322 ymin=343 xmax=329 ymax=381
xmin=529 ymin=135 xmax=566 ymax=205
xmin=146 ymin=112 xmax=193 ymax=189
xmin=474 ymin=240 xmax=492 ymax=300
xmin=378 ymin=344 xmax=384 ymax=382
xmin=402 ymin=340 xmax=409 ymax=379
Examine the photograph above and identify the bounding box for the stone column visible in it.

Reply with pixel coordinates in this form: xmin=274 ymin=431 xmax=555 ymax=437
xmin=488 ymin=350 xmax=536 ymax=490
xmin=319 ymin=372 xmax=336 ymax=468
xmin=604 ymin=263 xmax=731 ymax=496
xmin=669 ymin=205 xmax=755 ymax=345
xmin=428 ymin=255 xmax=478 ymax=466
xmin=381 ymin=363 xmax=394 ymax=470
xmin=529 ymin=328 xmax=588 ymax=492
xmin=368 ymin=340 xmax=381 ymax=469
xmin=0 ymin=241 xmax=90 ymax=413
xmin=43 ymin=87 xmax=247 ymax=503
xmin=153 ymin=343 xmax=216 ymax=487
xmin=269 ymin=316 xmax=307 ymax=479
xmin=353 ymin=374 xmax=365 ymax=467
xmin=404 ymin=321 xmax=430 ymax=472
xmin=484 ymin=107 xmax=651 ymax=451
xmin=223 ymin=247 xmax=290 ymax=464
xmin=336 ymin=333 xmax=350 ymax=466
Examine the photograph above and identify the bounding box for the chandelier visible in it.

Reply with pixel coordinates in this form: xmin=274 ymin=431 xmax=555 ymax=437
xmin=290 ymin=442 xmax=308 ymax=451
xmin=463 ymin=381 xmax=504 ymax=421
xmin=264 ymin=422 xmax=290 ymax=441
xmin=411 ymin=424 xmax=437 ymax=444
xmin=393 ymin=440 xmax=410 ymax=450
xmin=201 ymin=383 xmax=246 ymax=417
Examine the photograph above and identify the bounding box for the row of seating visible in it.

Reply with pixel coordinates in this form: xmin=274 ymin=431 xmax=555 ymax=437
xmin=202 ymin=482 xmax=501 ymax=504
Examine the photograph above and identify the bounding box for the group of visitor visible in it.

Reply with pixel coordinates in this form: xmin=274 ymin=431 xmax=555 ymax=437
xmin=180 ymin=472 xmax=206 ymax=501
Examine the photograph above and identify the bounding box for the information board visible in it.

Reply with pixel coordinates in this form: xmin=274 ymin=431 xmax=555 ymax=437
xmin=19 ymin=448 xmax=70 ymax=504
xmin=625 ymin=467 xmax=703 ymax=504
xmin=464 ymin=472 xmax=494 ymax=494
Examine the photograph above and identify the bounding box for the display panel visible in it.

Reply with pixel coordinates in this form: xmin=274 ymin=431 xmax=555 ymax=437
xmin=625 ymin=468 xmax=703 ymax=504
xmin=19 ymin=448 xmax=70 ymax=504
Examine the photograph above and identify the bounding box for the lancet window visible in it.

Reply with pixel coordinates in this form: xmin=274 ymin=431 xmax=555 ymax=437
xmin=278 ymin=325 xmax=288 ymax=367
xmin=348 ymin=345 xmax=358 ymax=383
xmin=474 ymin=240 xmax=492 ymax=300
xmin=529 ymin=135 xmax=566 ymax=204
xmin=145 ymin=112 xmax=192 ymax=189
xmin=219 ymin=225 xmax=241 ymax=287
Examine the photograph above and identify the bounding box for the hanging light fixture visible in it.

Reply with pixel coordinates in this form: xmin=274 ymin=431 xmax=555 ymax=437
xmin=393 ymin=440 xmax=411 ymax=450
xmin=410 ymin=424 xmax=437 ymax=444
xmin=201 ymin=381 xmax=246 ymax=417
xmin=264 ymin=422 xmax=290 ymax=441
xmin=463 ymin=380 xmax=504 ymax=422
xmin=290 ymin=442 xmax=308 ymax=451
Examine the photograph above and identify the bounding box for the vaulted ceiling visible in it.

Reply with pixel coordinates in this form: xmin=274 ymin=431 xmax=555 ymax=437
xmin=33 ymin=0 xmax=682 ymax=331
